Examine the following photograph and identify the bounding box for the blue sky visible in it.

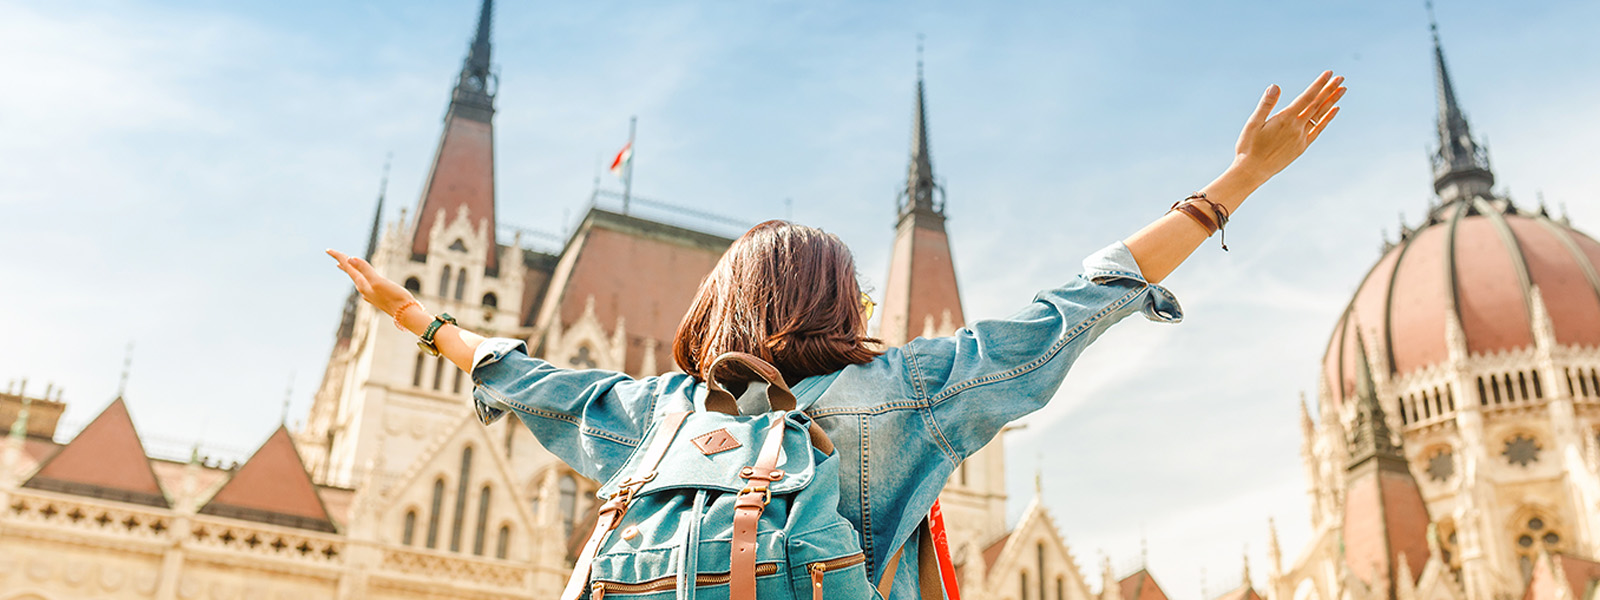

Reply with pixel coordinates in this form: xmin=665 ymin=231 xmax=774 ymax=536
xmin=2 ymin=0 xmax=1597 ymax=596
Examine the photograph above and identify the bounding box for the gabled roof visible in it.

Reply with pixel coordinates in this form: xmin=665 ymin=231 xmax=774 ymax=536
xmin=1119 ymin=569 xmax=1171 ymax=600
xmin=1525 ymin=553 xmax=1600 ymax=600
xmin=198 ymin=425 xmax=336 ymax=533
xmin=1213 ymin=586 xmax=1264 ymax=600
xmin=22 ymin=397 xmax=168 ymax=508
xmin=982 ymin=532 xmax=1012 ymax=571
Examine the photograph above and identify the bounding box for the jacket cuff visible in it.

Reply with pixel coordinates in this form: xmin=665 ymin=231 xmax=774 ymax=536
xmin=470 ymin=338 xmax=530 ymax=426
xmin=1080 ymin=241 xmax=1184 ymax=324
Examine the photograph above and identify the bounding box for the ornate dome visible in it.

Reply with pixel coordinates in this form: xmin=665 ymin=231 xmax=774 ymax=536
xmin=1321 ymin=199 xmax=1600 ymax=407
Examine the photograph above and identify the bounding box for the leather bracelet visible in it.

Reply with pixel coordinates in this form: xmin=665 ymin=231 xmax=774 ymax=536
xmin=1170 ymin=192 xmax=1232 ymax=251
xmin=1171 ymin=201 xmax=1218 ymax=234
xmin=392 ymin=300 xmax=423 ymax=331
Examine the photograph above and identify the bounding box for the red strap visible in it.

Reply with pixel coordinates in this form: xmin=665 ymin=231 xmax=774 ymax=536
xmin=730 ymin=422 xmax=788 ymax=600
xmin=928 ymin=501 xmax=962 ymax=600
xmin=559 ymin=412 xmax=690 ymax=600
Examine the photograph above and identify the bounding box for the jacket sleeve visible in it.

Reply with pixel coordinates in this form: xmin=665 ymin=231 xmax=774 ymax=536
xmin=470 ymin=338 xmax=659 ymax=482
xmin=898 ymin=241 xmax=1183 ymax=460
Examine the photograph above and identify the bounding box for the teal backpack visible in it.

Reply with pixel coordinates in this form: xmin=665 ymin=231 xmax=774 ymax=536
xmin=561 ymin=352 xmax=875 ymax=600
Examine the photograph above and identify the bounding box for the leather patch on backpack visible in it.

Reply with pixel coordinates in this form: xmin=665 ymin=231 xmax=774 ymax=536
xmin=691 ymin=429 xmax=741 ymax=455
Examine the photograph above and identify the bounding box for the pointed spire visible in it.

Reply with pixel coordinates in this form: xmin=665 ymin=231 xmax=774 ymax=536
xmin=451 ymin=0 xmax=496 ymax=122
xmin=1347 ymin=329 xmax=1405 ymax=470
xmin=365 ymin=154 xmax=390 ymax=262
xmin=1267 ymin=518 xmax=1283 ymax=576
xmin=1426 ymin=1 xmax=1494 ymax=203
xmin=117 ymin=342 xmax=133 ymax=398
xmin=1241 ymin=548 xmax=1252 ymax=590
xmin=902 ymin=34 xmax=942 ymax=219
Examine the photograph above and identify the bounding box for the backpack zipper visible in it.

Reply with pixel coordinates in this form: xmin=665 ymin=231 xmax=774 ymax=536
xmin=590 ymin=562 xmax=781 ymax=595
xmin=809 ymin=553 xmax=868 ymax=599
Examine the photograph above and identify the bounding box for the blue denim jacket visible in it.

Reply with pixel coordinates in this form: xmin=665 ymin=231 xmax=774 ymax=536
xmin=470 ymin=241 xmax=1182 ymax=599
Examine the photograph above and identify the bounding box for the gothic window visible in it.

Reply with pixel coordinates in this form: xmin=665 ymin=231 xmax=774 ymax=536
xmin=559 ymin=474 xmax=578 ymax=538
xmin=958 ymin=461 xmax=968 ymax=486
xmin=473 ymin=484 xmax=491 ymax=556
xmin=1021 ymin=570 xmax=1030 ymax=600
xmin=496 ymin=524 xmax=511 ymax=559
xmin=433 ymin=357 xmax=446 ymax=391
xmin=503 ymin=420 xmax=515 ymax=458
xmin=404 ymin=277 xmax=422 ymax=294
xmin=414 ymin=352 xmax=426 ymax=387
xmin=449 ymin=238 xmax=468 ymax=252
xmin=1518 ymin=372 xmax=1530 ymax=400
xmin=1532 ymin=372 xmax=1543 ymax=398
xmin=482 ymin=292 xmax=498 ymax=308
xmin=1056 ymin=577 xmax=1065 ymax=600
xmin=1590 ymin=369 xmax=1599 ymax=397
xmin=1446 ymin=384 xmax=1456 ymax=410
xmin=450 ymin=446 xmax=474 ymax=552
xmin=570 ymin=345 xmax=598 ymax=369
xmin=1036 ymin=543 xmax=1047 ymax=600
xmin=1425 ymin=447 xmax=1455 ymax=482
xmin=1514 ymin=513 xmax=1563 ymax=582
xmin=1504 ymin=434 xmax=1541 ymax=467
xmin=453 ymin=369 xmax=463 ymax=394
xmin=438 ymin=266 xmax=452 ymax=300
xmin=426 ymin=478 xmax=445 ymax=549
xmin=402 ymin=509 xmax=417 ymax=545
xmin=454 ymin=269 xmax=467 ymax=301
xmin=1478 ymin=377 xmax=1489 ymax=406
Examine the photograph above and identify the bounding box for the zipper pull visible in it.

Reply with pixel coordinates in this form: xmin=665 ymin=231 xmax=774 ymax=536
xmin=809 ymin=563 xmax=827 ymax=599
xmin=590 ymin=581 xmax=607 ymax=600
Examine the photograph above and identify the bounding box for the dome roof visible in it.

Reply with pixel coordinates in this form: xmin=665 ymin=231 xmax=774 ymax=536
xmin=1322 ymin=199 xmax=1600 ymax=406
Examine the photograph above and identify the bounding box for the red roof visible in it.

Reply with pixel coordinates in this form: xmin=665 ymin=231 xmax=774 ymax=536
xmin=1525 ymin=553 xmax=1600 ymax=600
xmin=199 ymin=425 xmax=336 ymax=533
xmin=22 ymin=397 xmax=168 ymax=508
xmin=880 ymin=215 xmax=966 ymax=347
xmin=1342 ymin=467 xmax=1430 ymax=590
xmin=1119 ymin=569 xmax=1171 ymax=600
xmin=411 ymin=113 xmax=498 ymax=273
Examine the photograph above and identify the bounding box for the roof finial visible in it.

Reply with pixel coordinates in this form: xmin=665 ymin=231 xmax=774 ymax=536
xmin=1427 ymin=0 xmax=1494 ymax=202
xmin=281 ymin=372 xmax=295 ymax=426
xmin=902 ymin=36 xmax=942 ymax=218
xmin=1034 ymin=452 xmax=1043 ymax=494
xmin=916 ymin=33 xmax=925 ymax=80
xmin=1140 ymin=525 xmax=1148 ymax=567
xmin=117 ymin=342 xmax=134 ymax=398
xmin=1241 ymin=546 xmax=1251 ymax=588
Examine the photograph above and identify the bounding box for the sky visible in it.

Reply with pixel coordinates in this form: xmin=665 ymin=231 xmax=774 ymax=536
xmin=2 ymin=0 xmax=1598 ymax=597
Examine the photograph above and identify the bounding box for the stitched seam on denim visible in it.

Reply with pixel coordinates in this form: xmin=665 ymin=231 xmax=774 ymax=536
xmin=1084 ymin=268 xmax=1142 ymax=282
xmin=807 ymin=399 xmax=930 ymax=418
xmin=920 ymin=402 xmax=960 ymax=462
xmin=476 ymin=384 xmax=642 ymax=447
xmin=902 ymin=349 xmax=930 ymax=400
xmin=858 ymin=414 xmax=873 ymax=572
xmin=927 ymin=286 xmax=1143 ymax=406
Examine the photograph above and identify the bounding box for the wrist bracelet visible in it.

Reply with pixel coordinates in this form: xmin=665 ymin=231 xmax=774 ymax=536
xmin=392 ymin=300 xmax=423 ymax=331
xmin=1169 ymin=192 xmax=1231 ymax=251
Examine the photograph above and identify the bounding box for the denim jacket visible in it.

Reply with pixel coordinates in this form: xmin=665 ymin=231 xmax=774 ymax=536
xmin=470 ymin=241 xmax=1182 ymax=599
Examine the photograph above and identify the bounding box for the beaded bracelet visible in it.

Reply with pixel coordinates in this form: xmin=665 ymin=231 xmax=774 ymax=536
xmin=392 ymin=300 xmax=423 ymax=330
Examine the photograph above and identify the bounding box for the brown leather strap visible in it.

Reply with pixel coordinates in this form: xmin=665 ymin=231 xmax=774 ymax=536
xmin=874 ymin=519 xmax=947 ymax=600
xmin=704 ymin=352 xmax=797 ymax=415
xmin=730 ymin=422 xmax=788 ymax=600
xmin=559 ymin=412 xmax=690 ymax=600
xmin=1171 ymin=201 xmax=1218 ymax=235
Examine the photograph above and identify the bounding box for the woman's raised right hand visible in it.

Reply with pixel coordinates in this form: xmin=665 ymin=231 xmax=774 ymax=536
xmin=327 ymin=249 xmax=417 ymax=319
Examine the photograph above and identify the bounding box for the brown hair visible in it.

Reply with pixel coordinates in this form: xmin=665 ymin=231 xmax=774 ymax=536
xmin=673 ymin=220 xmax=881 ymax=383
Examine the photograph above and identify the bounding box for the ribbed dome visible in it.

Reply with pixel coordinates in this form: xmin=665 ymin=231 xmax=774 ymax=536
xmin=1322 ymin=199 xmax=1600 ymax=406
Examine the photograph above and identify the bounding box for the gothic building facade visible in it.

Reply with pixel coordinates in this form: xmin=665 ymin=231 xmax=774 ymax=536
xmin=1266 ymin=17 xmax=1600 ymax=600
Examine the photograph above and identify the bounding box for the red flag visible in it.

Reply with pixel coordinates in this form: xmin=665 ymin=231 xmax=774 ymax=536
xmin=609 ymin=142 xmax=633 ymax=177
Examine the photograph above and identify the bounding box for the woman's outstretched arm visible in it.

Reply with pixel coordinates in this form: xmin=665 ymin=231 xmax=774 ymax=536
xmin=326 ymin=249 xmax=485 ymax=372
xmin=1125 ymin=70 xmax=1344 ymax=284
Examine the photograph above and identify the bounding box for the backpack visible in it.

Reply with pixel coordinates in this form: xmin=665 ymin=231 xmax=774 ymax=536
xmin=561 ymin=352 xmax=877 ymax=600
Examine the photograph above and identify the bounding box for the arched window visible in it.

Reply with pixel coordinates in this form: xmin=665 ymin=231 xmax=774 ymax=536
xmin=404 ymin=277 xmax=422 ymax=293
xmin=1036 ymin=543 xmax=1047 ymax=600
xmin=426 ymin=478 xmax=445 ymax=548
xmin=402 ymin=509 xmax=417 ymax=545
xmin=958 ymin=461 xmax=968 ymax=486
xmin=503 ymin=420 xmax=515 ymax=458
xmin=451 ymin=447 xmax=474 ymax=552
xmin=455 ymin=269 xmax=467 ymax=301
xmin=473 ymin=484 xmax=492 ymax=556
xmin=438 ymin=266 xmax=452 ymax=300
xmin=453 ymin=369 xmax=463 ymax=394
xmin=1056 ymin=576 xmax=1065 ymax=600
xmin=413 ymin=352 xmax=426 ymax=387
xmin=482 ymin=292 xmax=498 ymax=308
xmin=496 ymin=524 xmax=511 ymax=559
xmin=559 ymin=474 xmax=578 ymax=538
xmin=434 ymin=356 xmax=446 ymax=391
xmin=1020 ymin=570 xmax=1030 ymax=600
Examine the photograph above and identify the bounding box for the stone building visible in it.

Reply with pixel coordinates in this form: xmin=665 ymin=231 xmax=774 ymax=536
xmin=0 ymin=1 xmax=1147 ymax=599
xmin=1267 ymin=17 xmax=1600 ymax=600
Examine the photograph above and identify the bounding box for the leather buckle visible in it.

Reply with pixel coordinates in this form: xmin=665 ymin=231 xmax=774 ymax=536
xmin=737 ymin=485 xmax=772 ymax=506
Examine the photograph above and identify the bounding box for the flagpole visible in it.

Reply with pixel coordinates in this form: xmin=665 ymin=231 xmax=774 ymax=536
xmin=623 ymin=116 xmax=636 ymax=214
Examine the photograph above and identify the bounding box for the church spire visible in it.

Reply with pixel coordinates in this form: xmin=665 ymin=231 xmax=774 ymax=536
xmin=365 ymin=155 xmax=390 ymax=262
xmin=901 ymin=36 xmax=942 ymax=220
xmin=1347 ymin=329 xmax=1404 ymax=471
xmin=1427 ymin=2 xmax=1494 ymax=203
xmin=409 ymin=0 xmax=500 ymax=273
xmin=452 ymin=0 xmax=496 ymax=123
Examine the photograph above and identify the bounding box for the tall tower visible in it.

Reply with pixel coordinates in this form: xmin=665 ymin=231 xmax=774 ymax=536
xmin=303 ymin=0 xmax=531 ymax=488
xmin=1427 ymin=13 xmax=1493 ymax=206
xmin=878 ymin=51 xmax=1007 ymax=551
